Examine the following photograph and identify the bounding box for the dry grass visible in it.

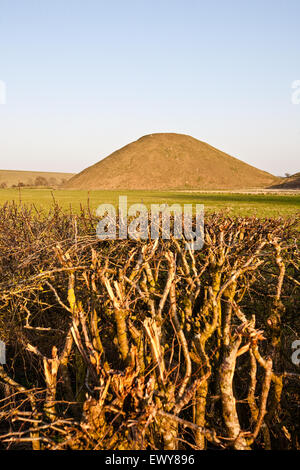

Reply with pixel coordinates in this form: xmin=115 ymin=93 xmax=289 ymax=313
xmin=64 ymin=133 xmax=279 ymax=190
xmin=0 ymin=169 xmax=74 ymax=188
xmin=270 ymin=172 xmax=300 ymax=190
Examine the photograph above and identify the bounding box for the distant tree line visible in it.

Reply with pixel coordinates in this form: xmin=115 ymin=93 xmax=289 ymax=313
xmin=0 ymin=176 xmax=67 ymax=189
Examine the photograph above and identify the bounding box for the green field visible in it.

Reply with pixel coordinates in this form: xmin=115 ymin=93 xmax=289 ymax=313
xmin=0 ymin=188 xmax=299 ymax=217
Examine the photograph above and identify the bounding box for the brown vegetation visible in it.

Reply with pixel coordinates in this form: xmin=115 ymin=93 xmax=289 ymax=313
xmin=0 ymin=204 xmax=299 ymax=450
xmin=270 ymin=172 xmax=300 ymax=190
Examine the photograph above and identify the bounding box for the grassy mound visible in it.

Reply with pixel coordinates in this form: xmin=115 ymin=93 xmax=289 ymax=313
xmin=64 ymin=133 xmax=279 ymax=190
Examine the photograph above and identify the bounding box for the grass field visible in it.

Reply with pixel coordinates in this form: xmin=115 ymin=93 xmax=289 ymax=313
xmin=0 ymin=188 xmax=299 ymax=217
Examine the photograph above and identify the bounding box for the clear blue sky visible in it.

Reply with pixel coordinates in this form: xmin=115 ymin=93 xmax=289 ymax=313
xmin=0 ymin=0 xmax=299 ymax=176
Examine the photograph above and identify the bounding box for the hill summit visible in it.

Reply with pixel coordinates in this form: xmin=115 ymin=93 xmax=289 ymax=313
xmin=64 ymin=133 xmax=278 ymax=190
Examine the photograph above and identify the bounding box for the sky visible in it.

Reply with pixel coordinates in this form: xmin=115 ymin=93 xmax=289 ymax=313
xmin=0 ymin=0 xmax=299 ymax=176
